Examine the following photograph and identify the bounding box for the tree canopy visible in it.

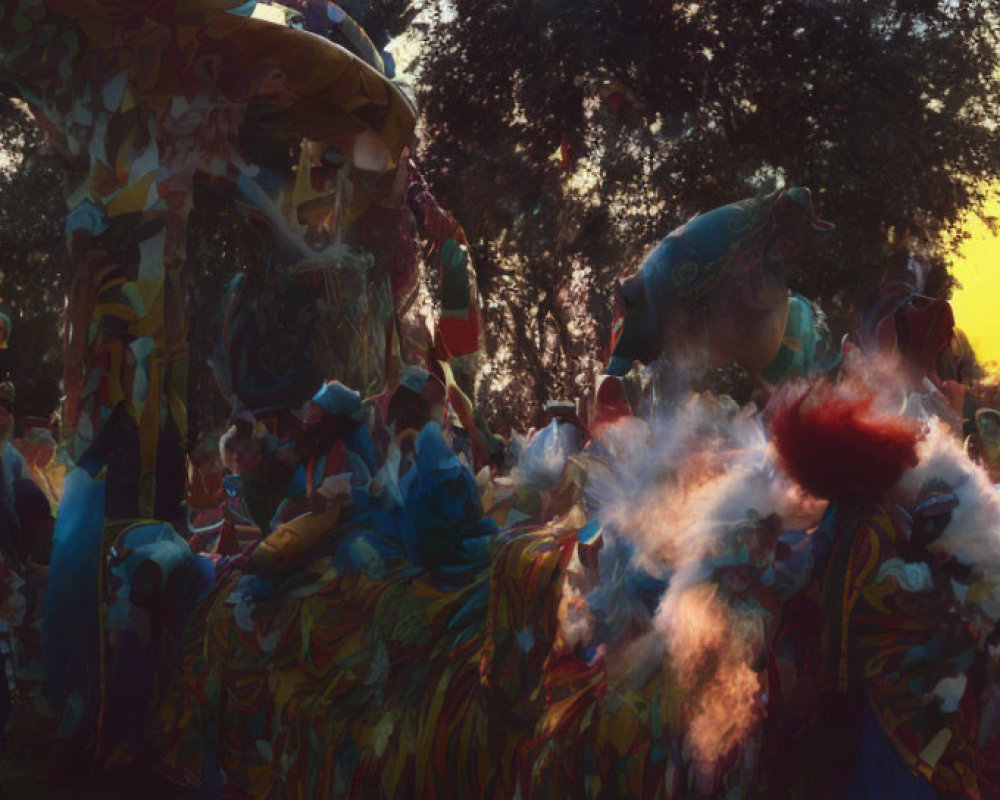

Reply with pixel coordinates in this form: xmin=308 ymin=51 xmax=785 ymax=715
xmin=2 ymin=1 xmax=1000 ymax=432
xmin=0 ymin=95 xmax=67 ymax=421
xmin=412 ymin=0 xmax=1000 ymax=429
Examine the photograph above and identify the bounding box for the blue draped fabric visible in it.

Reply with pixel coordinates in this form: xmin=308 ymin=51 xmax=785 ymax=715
xmin=102 ymin=523 xmax=213 ymax=750
xmin=42 ymin=467 xmax=105 ymax=736
xmin=400 ymin=422 xmax=497 ymax=569
xmin=846 ymin=704 xmax=941 ymax=799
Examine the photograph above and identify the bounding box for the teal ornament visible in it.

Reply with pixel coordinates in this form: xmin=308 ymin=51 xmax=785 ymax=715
xmin=65 ymin=200 xmax=109 ymax=237
xmin=760 ymin=294 xmax=844 ymax=385
xmin=311 ymin=381 xmax=364 ymax=421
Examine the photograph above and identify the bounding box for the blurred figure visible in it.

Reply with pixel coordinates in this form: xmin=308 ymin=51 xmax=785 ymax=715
xmin=966 ymin=407 xmax=1000 ymax=483
xmin=0 ymin=311 xmax=10 ymax=364
xmin=219 ymin=413 xmax=297 ymax=537
xmin=0 ymin=384 xmax=26 ymax=568
xmin=12 ymin=478 xmax=54 ymax=568
xmin=0 ymin=383 xmax=27 ymax=487
xmin=19 ymin=428 xmax=63 ymax=511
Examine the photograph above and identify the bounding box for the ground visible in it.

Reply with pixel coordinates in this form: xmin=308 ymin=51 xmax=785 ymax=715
xmin=0 ymin=754 xmax=209 ymax=799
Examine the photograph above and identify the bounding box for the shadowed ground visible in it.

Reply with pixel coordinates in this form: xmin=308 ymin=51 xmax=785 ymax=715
xmin=0 ymin=754 xmax=210 ymax=799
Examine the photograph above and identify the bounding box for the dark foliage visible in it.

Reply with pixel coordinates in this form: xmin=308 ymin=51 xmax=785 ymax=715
xmin=184 ymin=184 xmax=269 ymax=444
xmin=2 ymin=3 xmax=1000 ymax=437
xmin=413 ymin=0 xmax=1000 ymax=430
xmin=0 ymin=96 xmax=68 ymax=423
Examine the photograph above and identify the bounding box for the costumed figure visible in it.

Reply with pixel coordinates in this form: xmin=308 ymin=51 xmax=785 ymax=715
xmin=405 ymin=165 xmax=484 ymax=392
xmin=605 ymin=187 xmax=835 ymax=381
xmin=770 ymin=379 xmax=1000 ymax=799
xmin=0 ymin=0 xmax=418 ymax=753
xmin=0 ymin=0 xmax=417 ymax=522
xmin=0 ymin=311 xmax=10 ymax=353
xmin=19 ymin=428 xmax=64 ymax=512
xmin=0 ymin=383 xmax=27 ymax=566
xmin=0 ymin=383 xmax=27 ymax=488
xmin=969 ymin=407 xmax=1000 ymax=483
xmin=144 ymin=189 xmax=849 ymax=798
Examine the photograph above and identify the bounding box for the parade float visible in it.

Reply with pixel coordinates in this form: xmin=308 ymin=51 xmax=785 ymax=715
xmin=2 ymin=3 xmax=1000 ymax=799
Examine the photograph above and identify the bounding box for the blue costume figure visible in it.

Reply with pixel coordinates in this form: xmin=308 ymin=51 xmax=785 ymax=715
xmin=607 ymin=188 xmax=834 ymax=380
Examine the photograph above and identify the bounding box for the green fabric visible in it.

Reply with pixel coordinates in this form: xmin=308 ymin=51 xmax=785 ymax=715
xmin=761 ymin=294 xmax=821 ymax=384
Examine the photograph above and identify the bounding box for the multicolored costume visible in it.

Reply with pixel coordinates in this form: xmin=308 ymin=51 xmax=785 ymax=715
xmin=0 ymin=0 xmax=416 ymax=517
xmin=2 ymin=89 xmax=999 ymax=800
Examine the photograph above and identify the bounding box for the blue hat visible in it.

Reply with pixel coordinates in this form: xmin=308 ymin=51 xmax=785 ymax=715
xmin=399 ymin=366 xmax=430 ymax=395
xmin=311 ymin=381 xmax=364 ymax=420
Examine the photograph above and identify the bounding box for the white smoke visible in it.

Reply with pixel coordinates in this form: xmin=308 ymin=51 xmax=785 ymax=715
xmin=895 ymin=419 xmax=1000 ymax=629
xmin=578 ymin=392 xmax=825 ymax=780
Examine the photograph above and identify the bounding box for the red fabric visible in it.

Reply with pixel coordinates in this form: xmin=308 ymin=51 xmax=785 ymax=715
xmin=437 ymin=312 xmax=480 ymax=359
xmin=215 ymin=520 xmax=240 ymax=556
xmin=871 ymin=291 xmax=955 ymax=385
xmin=592 ymin=375 xmax=632 ymax=431
xmin=605 ymin=311 xmax=624 ymax=365
xmin=560 ymin=137 xmax=572 ymax=171
xmin=770 ymin=381 xmax=921 ymax=503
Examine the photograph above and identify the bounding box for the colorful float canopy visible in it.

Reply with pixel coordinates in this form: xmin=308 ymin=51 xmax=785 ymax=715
xmin=5 ymin=0 xmax=416 ymax=231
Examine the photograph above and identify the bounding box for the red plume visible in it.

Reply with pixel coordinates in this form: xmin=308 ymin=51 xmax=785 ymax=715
xmin=770 ymin=380 xmax=921 ymax=503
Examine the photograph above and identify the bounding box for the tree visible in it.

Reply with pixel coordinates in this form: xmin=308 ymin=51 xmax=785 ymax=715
xmin=3 ymin=2 xmax=1000 ymax=439
xmin=0 ymin=96 xmax=68 ymax=424
xmin=413 ymin=0 xmax=1000 ymax=431
xmin=0 ymin=97 xmax=254 ymax=441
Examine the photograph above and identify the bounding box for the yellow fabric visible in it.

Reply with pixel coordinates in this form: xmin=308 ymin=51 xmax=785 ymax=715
xmin=250 ymin=507 xmax=343 ymax=576
xmin=29 ymin=460 xmax=65 ymax=512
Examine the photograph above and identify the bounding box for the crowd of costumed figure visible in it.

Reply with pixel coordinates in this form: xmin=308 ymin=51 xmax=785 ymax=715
xmin=3 ymin=2 xmax=1000 ymax=800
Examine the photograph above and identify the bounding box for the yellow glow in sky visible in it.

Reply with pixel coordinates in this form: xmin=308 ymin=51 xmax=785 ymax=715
xmin=949 ymin=194 xmax=1000 ymax=372
xmin=251 ymin=4 xmax=290 ymax=25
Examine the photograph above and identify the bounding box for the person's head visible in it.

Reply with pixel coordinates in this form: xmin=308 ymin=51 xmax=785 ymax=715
xmin=24 ymin=428 xmax=56 ymax=468
xmin=298 ymin=380 xmax=366 ymax=456
xmin=190 ymin=433 xmax=223 ymax=474
xmin=976 ymin=408 xmax=1000 ymax=465
xmin=219 ymin=420 xmax=262 ymax=475
xmin=385 ymin=367 xmax=446 ymax=436
xmin=299 ymin=405 xmax=356 ymax=454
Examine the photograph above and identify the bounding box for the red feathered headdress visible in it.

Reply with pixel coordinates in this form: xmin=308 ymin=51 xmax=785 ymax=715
xmin=770 ymin=380 xmax=922 ymax=503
